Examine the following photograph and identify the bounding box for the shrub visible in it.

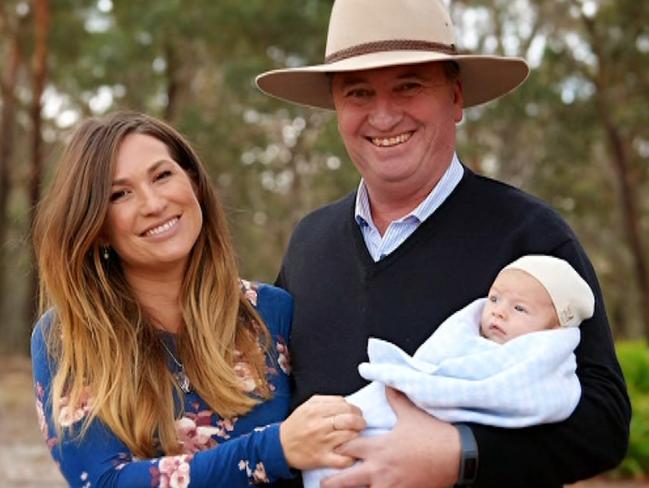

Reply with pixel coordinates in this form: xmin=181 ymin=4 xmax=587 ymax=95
xmin=609 ymin=341 xmax=649 ymax=479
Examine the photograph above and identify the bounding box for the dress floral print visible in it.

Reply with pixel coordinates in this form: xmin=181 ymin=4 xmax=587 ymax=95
xmin=174 ymin=401 xmax=239 ymax=453
xmin=151 ymin=455 xmax=193 ymax=488
xmin=238 ymin=459 xmax=270 ymax=484
xmin=31 ymin=283 xmax=294 ymax=487
xmin=275 ymin=337 xmax=291 ymax=376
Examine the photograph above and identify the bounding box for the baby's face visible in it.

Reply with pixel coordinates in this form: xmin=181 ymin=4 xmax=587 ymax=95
xmin=480 ymin=269 xmax=559 ymax=344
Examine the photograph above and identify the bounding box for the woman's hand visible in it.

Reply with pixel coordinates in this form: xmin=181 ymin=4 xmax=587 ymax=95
xmin=321 ymin=389 xmax=461 ymax=488
xmin=279 ymin=395 xmax=366 ymax=470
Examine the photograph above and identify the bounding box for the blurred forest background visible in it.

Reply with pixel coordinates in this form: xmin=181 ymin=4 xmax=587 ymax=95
xmin=0 ymin=0 xmax=649 ymax=484
xmin=3 ymin=0 xmax=647 ymax=351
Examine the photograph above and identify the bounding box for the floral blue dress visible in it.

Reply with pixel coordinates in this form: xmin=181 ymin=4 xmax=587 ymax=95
xmin=31 ymin=282 xmax=295 ymax=487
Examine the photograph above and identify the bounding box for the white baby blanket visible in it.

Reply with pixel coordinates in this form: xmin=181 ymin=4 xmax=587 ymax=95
xmin=304 ymin=298 xmax=581 ymax=488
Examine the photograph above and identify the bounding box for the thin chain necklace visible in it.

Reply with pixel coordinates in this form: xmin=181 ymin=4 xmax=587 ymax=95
xmin=160 ymin=339 xmax=192 ymax=394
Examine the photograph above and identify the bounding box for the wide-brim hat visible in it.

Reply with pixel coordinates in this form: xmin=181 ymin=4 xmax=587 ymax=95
xmin=256 ymin=0 xmax=529 ymax=110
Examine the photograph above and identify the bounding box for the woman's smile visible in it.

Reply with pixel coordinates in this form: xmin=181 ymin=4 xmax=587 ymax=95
xmin=140 ymin=215 xmax=181 ymax=238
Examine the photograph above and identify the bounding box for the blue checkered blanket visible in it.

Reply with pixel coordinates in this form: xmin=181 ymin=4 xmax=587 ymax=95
xmin=304 ymin=298 xmax=580 ymax=488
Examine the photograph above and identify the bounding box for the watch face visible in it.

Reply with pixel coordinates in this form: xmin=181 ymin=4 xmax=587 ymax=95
xmin=464 ymin=457 xmax=477 ymax=480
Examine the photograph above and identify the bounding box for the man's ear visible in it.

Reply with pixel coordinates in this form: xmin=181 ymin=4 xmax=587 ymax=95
xmin=453 ymin=80 xmax=464 ymax=123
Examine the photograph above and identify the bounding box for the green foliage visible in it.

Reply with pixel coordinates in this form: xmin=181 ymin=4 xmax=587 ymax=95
xmin=610 ymin=341 xmax=649 ymax=478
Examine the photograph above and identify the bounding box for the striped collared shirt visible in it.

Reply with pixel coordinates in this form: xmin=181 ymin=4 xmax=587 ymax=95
xmin=354 ymin=153 xmax=464 ymax=262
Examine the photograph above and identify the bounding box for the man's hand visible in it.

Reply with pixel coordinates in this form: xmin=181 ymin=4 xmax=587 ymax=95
xmin=321 ymin=388 xmax=462 ymax=488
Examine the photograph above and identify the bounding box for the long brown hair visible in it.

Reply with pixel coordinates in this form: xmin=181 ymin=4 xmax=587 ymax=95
xmin=34 ymin=111 xmax=271 ymax=457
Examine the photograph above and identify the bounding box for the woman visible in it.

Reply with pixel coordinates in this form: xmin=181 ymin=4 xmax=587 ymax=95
xmin=31 ymin=111 xmax=364 ymax=487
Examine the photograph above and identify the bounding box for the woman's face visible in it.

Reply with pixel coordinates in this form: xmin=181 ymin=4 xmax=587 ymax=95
xmin=103 ymin=133 xmax=203 ymax=276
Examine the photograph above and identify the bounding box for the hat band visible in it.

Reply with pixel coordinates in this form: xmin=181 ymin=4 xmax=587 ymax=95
xmin=325 ymin=39 xmax=457 ymax=64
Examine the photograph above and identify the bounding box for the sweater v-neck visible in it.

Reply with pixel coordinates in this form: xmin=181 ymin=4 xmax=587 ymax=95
xmin=349 ymin=167 xmax=472 ymax=273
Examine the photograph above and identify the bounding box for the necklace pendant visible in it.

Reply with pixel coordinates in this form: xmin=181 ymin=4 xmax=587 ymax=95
xmin=175 ymin=370 xmax=192 ymax=394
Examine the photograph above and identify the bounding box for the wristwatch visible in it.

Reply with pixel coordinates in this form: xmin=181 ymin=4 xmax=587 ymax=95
xmin=454 ymin=424 xmax=478 ymax=487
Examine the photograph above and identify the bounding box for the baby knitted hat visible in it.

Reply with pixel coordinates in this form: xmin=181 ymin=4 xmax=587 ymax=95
xmin=501 ymin=255 xmax=595 ymax=327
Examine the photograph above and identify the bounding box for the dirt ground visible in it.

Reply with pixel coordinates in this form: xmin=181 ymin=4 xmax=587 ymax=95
xmin=1 ymin=355 xmax=647 ymax=487
xmin=0 ymin=356 xmax=66 ymax=487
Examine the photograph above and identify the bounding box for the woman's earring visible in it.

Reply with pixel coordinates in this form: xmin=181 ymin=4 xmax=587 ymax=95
xmin=102 ymin=246 xmax=110 ymax=261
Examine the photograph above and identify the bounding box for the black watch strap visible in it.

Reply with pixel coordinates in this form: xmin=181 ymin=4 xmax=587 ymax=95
xmin=454 ymin=424 xmax=478 ymax=487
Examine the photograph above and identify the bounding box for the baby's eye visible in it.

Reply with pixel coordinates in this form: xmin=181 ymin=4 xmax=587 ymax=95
xmin=488 ymin=295 xmax=498 ymax=303
xmin=514 ymin=304 xmax=528 ymax=313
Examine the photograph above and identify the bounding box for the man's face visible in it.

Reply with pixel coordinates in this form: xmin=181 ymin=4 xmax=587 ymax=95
xmin=331 ymin=62 xmax=463 ymax=199
xmin=480 ymin=269 xmax=560 ymax=344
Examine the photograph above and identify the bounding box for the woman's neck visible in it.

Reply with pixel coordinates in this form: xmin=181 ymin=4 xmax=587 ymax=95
xmin=124 ymin=267 xmax=184 ymax=333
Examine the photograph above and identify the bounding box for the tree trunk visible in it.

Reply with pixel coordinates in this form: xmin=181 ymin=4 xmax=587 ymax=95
xmin=0 ymin=23 xmax=21 ymax=229
xmin=26 ymin=0 xmax=50 ymax=334
xmin=580 ymin=10 xmax=649 ymax=339
xmin=0 ymin=24 xmax=23 ymax=349
xmin=163 ymin=42 xmax=179 ymax=122
xmin=596 ymin=98 xmax=649 ymax=339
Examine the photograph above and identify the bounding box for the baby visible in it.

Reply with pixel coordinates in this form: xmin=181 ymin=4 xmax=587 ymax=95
xmin=304 ymin=255 xmax=595 ymax=488
xmin=480 ymin=255 xmax=592 ymax=343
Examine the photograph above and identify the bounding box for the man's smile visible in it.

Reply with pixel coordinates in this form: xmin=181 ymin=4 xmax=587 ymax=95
xmin=367 ymin=131 xmax=414 ymax=148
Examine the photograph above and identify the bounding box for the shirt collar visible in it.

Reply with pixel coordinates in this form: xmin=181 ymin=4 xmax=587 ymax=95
xmin=354 ymin=153 xmax=464 ymax=227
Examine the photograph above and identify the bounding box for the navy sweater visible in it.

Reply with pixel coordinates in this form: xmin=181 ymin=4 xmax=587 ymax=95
xmin=277 ymin=168 xmax=630 ymax=487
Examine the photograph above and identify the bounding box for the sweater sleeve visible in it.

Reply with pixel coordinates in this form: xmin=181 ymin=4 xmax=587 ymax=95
xmin=469 ymin=233 xmax=630 ymax=487
xmin=31 ymin=318 xmax=293 ymax=488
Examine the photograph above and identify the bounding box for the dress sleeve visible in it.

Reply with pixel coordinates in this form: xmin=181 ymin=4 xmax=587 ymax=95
xmin=31 ymin=318 xmax=293 ymax=488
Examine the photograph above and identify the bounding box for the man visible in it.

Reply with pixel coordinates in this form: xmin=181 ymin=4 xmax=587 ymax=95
xmin=256 ymin=0 xmax=630 ymax=487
